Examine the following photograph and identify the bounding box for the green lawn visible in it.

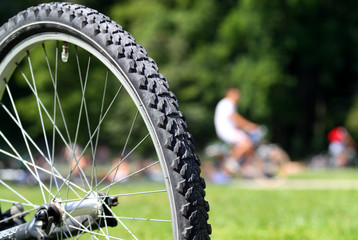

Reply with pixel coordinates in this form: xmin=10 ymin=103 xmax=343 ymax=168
xmin=2 ymin=169 xmax=358 ymax=239
xmin=206 ymin=184 xmax=358 ymax=239
xmin=287 ymin=168 xmax=358 ymax=180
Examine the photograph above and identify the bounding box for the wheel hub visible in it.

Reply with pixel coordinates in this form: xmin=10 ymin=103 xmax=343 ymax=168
xmin=0 ymin=194 xmax=118 ymax=239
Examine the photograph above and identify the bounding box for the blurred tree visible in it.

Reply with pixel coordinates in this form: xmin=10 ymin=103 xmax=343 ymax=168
xmin=108 ymin=0 xmax=358 ymax=158
xmin=2 ymin=0 xmax=358 ymax=159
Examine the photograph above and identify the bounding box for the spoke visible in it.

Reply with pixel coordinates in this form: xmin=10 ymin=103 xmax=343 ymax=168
xmin=0 ymin=180 xmax=36 ymax=208
xmin=43 ymin=43 xmax=92 ymax=203
xmin=91 ymin=70 xmax=109 ymax=191
xmin=95 ymin=133 xmax=150 ymax=192
xmin=100 ymin=201 xmax=138 ymax=240
xmin=113 ymin=189 xmax=167 ymax=197
xmin=101 ymin=208 xmax=110 ymax=240
xmin=4 ymin=82 xmax=47 ymax=203
xmin=61 ymin=195 xmax=115 ymax=239
xmin=122 ymin=133 xmax=150 ymax=164
xmin=106 ymin=111 xmax=139 ymax=195
xmin=72 ymin=84 xmax=123 ymax=164
xmin=62 ymin=220 xmax=76 ymax=240
xmin=0 ymin=104 xmax=54 ymax=167
xmin=0 ymin=147 xmax=84 ymax=196
xmin=28 ymin=50 xmax=57 ymax=202
xmin=65 ymin=219 xmax=100 ymax=240
xmin=66 ymin=164 xmax=162 ymax=235
xmin=28 ymin=51 xmax=51 ymax=160
xmin=0 ymin=131 xmax=55 ymax=200
xmin=85 ymin=215 xmax=96 ymax=240
xmin=11 ymin=63 xmax=98 ymax=198
xmin=66 ymin=146 xmax=91 ymax=195
xmin=54 ymin=84 xmax=123 ymax=198
xmin=0 ymin=104 xmax=86 ymax=196
xmin=11 ymin=63 xmax=73 ymax=157
xmin=113 ymin=219 xmax=137 ymax=240
xmin=85 ymin=216 xmax=103 ymax=240
xmin=0 ymin=208 xmax=38 ymax=225
xmin=60 ymin=189 xmax=165 ymax=238
xmin=66 ymin=225 xmax=124 ymax=240
xmin=99 ymin=215 xmax=171 ymax=223
xmin=63 ymin=44 xmax=92 ymax=201
xmin=60 ymin=190 xmax=167 ymax=217
xmin=43 ymin=45 xmax=73 ymax=147
xmin=75 ymin=48 xmax=93 ymax=156
xmin=62 ymin=211 xmax=111 ymax=240
xmin=0 ymin=199 xmax=38 ymax=208
xmin=42 ymin=42 xmax=62 ymax=202
xmin=122 ymin=111 xmax=139 ymax=158
xmin=100 ymin=160 xmax=159 ymax=193
xmin=72 ymin=48 xmax=85 ymax=176
xmin=70 ymin=48 xmax=92 ymax=193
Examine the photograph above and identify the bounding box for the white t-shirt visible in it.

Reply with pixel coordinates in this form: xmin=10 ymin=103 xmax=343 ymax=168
xmin=214 ymin=98 xmax=247 ymax=145
xmin=215 ymin=98 xmax=236 ymax=136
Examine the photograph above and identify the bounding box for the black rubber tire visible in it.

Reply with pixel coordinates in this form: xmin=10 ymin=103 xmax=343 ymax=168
xmin=0 ymin=2 xmax=211 ymax=240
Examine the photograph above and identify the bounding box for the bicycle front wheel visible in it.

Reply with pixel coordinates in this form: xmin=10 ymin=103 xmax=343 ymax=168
xmin=0 ymin=2 xmax=210 ymax=239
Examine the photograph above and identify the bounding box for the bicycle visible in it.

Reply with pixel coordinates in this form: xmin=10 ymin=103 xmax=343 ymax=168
xmin=0 ymin=2 xmax=211 ymax=239
xmin=205 ymin=126 xmax=290 ymax=181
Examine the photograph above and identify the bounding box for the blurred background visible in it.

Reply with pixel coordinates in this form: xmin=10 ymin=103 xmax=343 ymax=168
xmin=1 ymin=0 xmax=358 ymax=161
xmin=3 ymin=1 xmax=358 ymax=239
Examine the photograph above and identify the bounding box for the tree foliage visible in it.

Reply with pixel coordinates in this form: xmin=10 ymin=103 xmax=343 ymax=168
xmin=2 ymin=0 xmax=358 ymax=159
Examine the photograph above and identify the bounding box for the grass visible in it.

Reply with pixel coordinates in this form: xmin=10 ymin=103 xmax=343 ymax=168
xmin=2 ymin=169 xmax=358 ymax=239
xmin=287 ymin=168 xmax=358 ymax=180
xmin=206 ymin=184 xmax=358 ymax=239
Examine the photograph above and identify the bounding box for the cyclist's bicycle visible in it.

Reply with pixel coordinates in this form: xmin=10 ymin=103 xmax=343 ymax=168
xmin=0 ymin=2 xmax=211 ymax=239
xmin=205 ymin=126 xmax=290 ymax=180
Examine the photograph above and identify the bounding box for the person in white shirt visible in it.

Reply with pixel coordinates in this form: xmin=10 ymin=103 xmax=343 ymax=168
xmin=214 ymin=87 xmax=258 ymax=172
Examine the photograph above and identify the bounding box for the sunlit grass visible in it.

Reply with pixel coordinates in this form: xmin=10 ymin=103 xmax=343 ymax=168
xmin=206 ymin=167 xmax=358 ymax=240
xmin=2 ymin=169 xmax=358 ymax=239
xmin=206 ymin=185 xmax=358 ymax=239
xmin=288 ymin=167 xmax=358 ymax=180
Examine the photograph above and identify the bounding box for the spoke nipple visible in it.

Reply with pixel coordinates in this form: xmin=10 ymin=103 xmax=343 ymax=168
xmin=61 ymin=42 xmax=69 ymax=62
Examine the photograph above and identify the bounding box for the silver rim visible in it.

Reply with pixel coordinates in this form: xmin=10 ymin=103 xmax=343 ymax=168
xmin=0 ymin=29 xmax=178 ymax=239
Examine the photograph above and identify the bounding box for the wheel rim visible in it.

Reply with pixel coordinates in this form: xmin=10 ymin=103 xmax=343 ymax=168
xmin=0 ymin=30 xmax=178 ymax=239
